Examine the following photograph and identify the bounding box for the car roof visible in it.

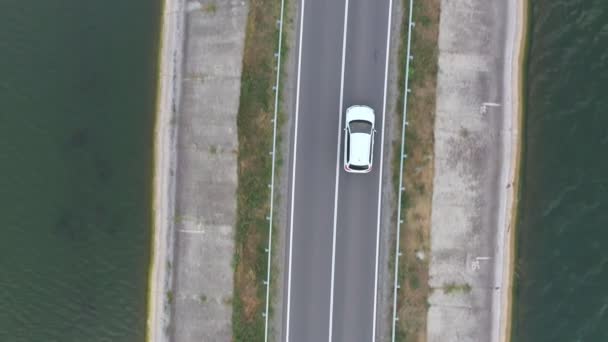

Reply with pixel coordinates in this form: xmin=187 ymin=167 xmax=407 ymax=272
xmin=349 ymin=132 xmax=371 ymax=166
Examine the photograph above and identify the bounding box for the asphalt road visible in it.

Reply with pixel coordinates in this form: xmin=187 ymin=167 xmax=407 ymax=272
xmin=283 ymin=0 xmax=392 ymax=341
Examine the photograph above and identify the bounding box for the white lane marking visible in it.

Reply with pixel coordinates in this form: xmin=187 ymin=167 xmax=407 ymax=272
xmin=373 ymin=0 xmax=394 ymax=339
xmin=480 ymin=102 xmax=502 ymax=115
xmin=328 ymin=0 xmax=350 ymax=340
xmin=178 ymin=229 xmax=205 ymax=234
xmin=285 ymin=0 xmax=306 ymax=340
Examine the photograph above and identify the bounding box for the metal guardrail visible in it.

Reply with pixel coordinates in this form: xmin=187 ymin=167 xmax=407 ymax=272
xmin=391 ymin=0 xmax=415 ymax=340
xmin=263 ymin=0 xmax=287 ymax=339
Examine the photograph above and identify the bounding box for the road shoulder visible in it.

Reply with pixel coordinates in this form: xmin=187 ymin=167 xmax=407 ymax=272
xmin=376 ymin=0 xmax=405 ymax=339
xmin=272 ymin=0 xmax=298 ymax=339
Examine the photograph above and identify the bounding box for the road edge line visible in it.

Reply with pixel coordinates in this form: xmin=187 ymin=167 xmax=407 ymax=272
xmin=328 ymin=0 xmax=350 ymax=340
xmin=372 ymin=0 xmax=395 ymax=339
xmin=285 ymin=0 xmax=306 ymax=340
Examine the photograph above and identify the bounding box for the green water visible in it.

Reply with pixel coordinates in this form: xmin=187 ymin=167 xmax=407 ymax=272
xmin=0 ymin=1 xmax=161 ymax=340
xmin=513 ymin=0 xmax=608 ymax=340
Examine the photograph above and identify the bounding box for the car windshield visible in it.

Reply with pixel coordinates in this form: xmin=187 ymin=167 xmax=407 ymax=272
xmin=349 ymin=120 xmax=372 ymax=134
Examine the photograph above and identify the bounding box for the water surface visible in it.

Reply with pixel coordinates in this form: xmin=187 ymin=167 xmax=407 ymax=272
xmin=0 ymin=1 xmax=161 ymax=340
xmin=514 ymin=0 xmax=608 ymax=341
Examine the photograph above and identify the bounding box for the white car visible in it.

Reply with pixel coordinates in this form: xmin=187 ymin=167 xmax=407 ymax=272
xmin=343 ymin=105 xmax=376 ymax=173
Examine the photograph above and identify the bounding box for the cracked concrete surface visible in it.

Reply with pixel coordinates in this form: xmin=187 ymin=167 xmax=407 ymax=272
xmin=428 ymin=0 xmax=517 ymax=341
xmin=168 ymin=0 xmax=248 ymax=341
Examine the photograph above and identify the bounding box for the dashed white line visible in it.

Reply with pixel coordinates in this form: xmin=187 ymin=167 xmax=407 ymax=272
xmin=328 ymin=0 xmax=350 ymax=340
xmin=285 ymin=0 xmax=306 ymax=340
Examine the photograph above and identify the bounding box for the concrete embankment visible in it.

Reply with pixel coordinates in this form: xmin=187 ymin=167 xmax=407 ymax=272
xmin=499 ymin=1 xmax=528 ymax=341
xmin=147 ymin=0 xmax=183 ymax=339
xmin=427 ymin=0 xmax=526 ymax=341
xmin=147 ymin=0 xmax=247 ymax=341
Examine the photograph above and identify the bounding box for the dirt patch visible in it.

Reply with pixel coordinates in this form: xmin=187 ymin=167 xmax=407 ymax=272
xmin=393 ymin=0 xmax=440 ymax=341
xmin=232 ymin=0 xmax=284 ymax=340
xmin=235 ymin=229 xmax=263 ymax=322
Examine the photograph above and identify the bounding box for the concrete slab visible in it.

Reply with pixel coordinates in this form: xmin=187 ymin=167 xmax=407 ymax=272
xmin=428 ymin=0 xmax=513 ymax=341
xmin=168 ymin=0 xmax=248 ymax=341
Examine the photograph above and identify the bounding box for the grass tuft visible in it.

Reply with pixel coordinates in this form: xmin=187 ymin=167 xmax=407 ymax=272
xmin=199 ymin=294 xmax=208 ymax=303
xmin=443 ymin=282 xmax=472 ymax=294
xmin=203 ymin=2 xmax=217 ymax=14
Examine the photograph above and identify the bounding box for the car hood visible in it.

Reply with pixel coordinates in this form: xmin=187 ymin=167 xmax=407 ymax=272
xmin=349 ymin=133 xmax=372 ymax=166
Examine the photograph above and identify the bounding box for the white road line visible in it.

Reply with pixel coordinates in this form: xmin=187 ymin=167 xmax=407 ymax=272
xmin=178 ymin=229 xmax=205 ymax=234
xmin=285 ymin=0 xmax=306 ymax=340
xmin=373 ymin=0 xmax=394 ymax=339
xmin=328 ymin=0 xmax=350 ymax=340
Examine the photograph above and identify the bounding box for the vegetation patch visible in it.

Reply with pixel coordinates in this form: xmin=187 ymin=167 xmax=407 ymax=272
xmin=232 ymin=0 xmax=289 ymax=340
xmin=392 ymin=0 xmax=440 ymax=341
xmin=199 ymin=294 xmax=208 ymax=303
xmin=442 ymin=282 xmax=472 ymax=295
xmin=203 ymin=2 xmax=217 ymax=14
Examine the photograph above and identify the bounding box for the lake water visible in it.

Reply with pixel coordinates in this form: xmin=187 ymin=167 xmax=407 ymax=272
xmin=0 ymin=1 xmax=161 ymax=340
xmin=513 ymin=0 xmax=608 ymax=341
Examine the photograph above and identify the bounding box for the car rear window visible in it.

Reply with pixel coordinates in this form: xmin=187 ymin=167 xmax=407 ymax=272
xmin=349 ymin=120 xmax=372 ymax=134
xmin=349 ymin=164 xmax=369 ymax=170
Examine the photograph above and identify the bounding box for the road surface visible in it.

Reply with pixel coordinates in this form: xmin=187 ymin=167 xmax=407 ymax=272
xmin=283 ymin=0 xmax=392 ymax=340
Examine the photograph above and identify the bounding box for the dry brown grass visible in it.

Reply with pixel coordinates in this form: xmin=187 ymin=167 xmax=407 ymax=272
xmin=232 ymin=0 xmax=283 ymax=340
xmin=393 ymin=0 xmax=440 ymax=341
